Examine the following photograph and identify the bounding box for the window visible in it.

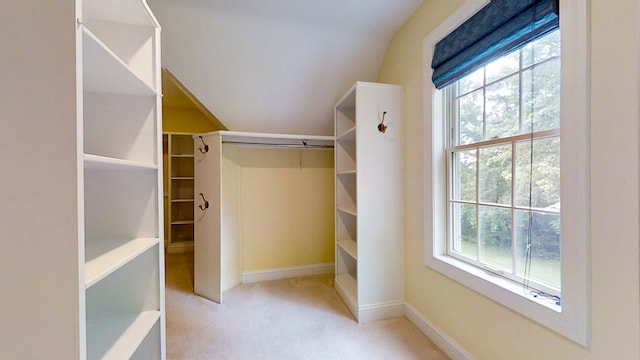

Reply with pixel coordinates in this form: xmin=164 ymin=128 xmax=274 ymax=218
xmin=423 ymin=0 xmax=589 ymax=345
xmin=446 ymin=30 xmax=561 ymax=300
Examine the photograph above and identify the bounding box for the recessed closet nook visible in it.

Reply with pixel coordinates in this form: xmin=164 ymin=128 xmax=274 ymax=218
xmin=193 ymin=82 xmax=405 ymax=324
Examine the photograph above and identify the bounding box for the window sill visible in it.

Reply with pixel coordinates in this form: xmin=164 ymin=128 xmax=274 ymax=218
xmin=429 ymin=253 xmax=561 ymax=313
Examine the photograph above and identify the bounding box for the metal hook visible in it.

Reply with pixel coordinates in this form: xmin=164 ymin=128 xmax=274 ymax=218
xmin=378 ymin=111 xmax=388 ymax=133
xmin=198 ymin=193 xmax=209 ymax=210
xmin=198 ymin=136 xmax=209 ymax=154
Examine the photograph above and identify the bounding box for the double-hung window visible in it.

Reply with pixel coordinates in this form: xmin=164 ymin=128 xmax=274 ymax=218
xmin=446 ymin=30 xmax=561 ymax=299
xmin=423 ymin=0 xmax=589 ymax=345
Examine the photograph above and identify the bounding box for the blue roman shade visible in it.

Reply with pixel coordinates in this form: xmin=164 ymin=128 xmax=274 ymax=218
xmin=431 ymin=0 xmax=559 ymax=89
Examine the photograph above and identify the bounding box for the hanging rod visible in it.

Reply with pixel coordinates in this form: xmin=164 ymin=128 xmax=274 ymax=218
xmin=222 ymin=140 xmax=334 ymax=149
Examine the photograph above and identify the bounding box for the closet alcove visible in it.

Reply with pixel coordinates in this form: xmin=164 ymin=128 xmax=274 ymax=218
xmin=193 ymin=131 xmax=335 ymax=303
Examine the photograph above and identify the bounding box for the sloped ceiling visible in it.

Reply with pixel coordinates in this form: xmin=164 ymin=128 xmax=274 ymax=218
xmin=148 ymin=0 xmax=422 ymax=135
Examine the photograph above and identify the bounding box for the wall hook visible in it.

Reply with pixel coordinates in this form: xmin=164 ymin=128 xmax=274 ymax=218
xmin=378 ymin=111 xmax=388 ymax=133
xmin=198 ymin=193 xmax=209 ymax=210
xmin=198 ymin=136 xmax=209 ymax=154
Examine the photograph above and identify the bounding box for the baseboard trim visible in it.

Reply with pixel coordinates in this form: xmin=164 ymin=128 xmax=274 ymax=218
xmin=242 ymin=263 xmax=335 ymax=283
xmin=404 ymin=303 xmax=475 ymax=360
xmin=358 ymin=300 xmax=405 ymax=323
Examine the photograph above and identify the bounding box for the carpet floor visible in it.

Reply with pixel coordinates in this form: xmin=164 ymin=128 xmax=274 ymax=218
xmin=165 ymin=252 xmax=449 ymax=360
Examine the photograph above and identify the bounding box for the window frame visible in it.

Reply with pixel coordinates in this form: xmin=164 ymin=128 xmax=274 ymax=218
xmin=423 ymin=0 xmax=590 ymax=345
xmin=444 ymin=41 xmax=563 ymax=298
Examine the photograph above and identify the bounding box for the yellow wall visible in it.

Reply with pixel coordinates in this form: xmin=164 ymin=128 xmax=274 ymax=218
xmin=228 ymin=146 xmax=335 ymax=271
xmin=162 ymin=106 xmax=222 ymax=133
xmin=378 ymin=0 xmax=640 ymax=359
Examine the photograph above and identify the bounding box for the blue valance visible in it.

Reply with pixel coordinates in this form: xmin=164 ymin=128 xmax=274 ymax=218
xmin=431 ymin=0 xmax=559 ymax=89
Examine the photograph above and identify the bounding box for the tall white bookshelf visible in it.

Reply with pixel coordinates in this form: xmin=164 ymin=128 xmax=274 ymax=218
xmin=334 ymin=82 xmax=405 ymax=323
xmin=2 ymin=1 xmax=165 ymax=358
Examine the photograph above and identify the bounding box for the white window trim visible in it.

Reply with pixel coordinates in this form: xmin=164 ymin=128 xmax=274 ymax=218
xmin=423 ymin=0 xmax=590 ymax=346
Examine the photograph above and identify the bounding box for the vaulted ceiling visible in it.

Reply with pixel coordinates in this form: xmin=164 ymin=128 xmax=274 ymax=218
xmin=148 ymin=0 xmax=422 ymax=135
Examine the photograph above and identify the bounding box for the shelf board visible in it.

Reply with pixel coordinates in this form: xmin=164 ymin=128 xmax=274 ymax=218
xmin=84 ymin=154 xmax=158 ymax=171
xmin=85 ymin=238 xmax=159 ymax=288
xmin=82 ymin=27 xmax=156 ymax=96
xmin=171 ymin=199 xmax=194 ymax=203
xmin=337 ymin=170 xmax=357 ymax=176
xmin=171 ymin=220 xmax=194 ymax=225
xmin=198 ymin=130 xmax=334 ymax=149
xmin=171 ymin=154 xmax=194 ymax=158
xmin=337 ymin=126 xmax=356 ymax=141
xmin=171 ymin=176 xmax=194 ymax=180
xmin=337 ymin=239 xmax=357 ymax=260
xmin=86 ymin=311 xmax=160 ymax=360
xmin=337 ymin=207 xmax=357 ymax=217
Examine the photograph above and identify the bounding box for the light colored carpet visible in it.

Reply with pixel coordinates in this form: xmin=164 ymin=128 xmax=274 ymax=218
xmin=165 ymin=252 xmax=449 ymax=360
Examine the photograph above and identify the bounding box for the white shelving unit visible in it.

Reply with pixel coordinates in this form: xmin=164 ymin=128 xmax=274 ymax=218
xmin=82 ymin=1 xmax=164 ymax=358
xmin=164 ymin=133 xmax=196 ymax=253
xmin=4 ymin=1 xmax=163 ymax=358
xmin=334 ymin=82 xmax=405 ymax=323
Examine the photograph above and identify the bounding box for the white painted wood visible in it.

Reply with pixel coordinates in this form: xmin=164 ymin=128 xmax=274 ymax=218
xmin=84 ymin=19 xmax=156 ymax=89
xmin=84 ymin=0 xmax=160 ymax=27
xmin=335 ymin=274 xmax=358 ymax=320
xmin=358 ymin=301 xmax=405 ymax=323
xmin=83 ymin=27 xmax=156 ymax=96
xmin=86 ymin=311 xmax=160 ymax=360
xmin=334 ymin=82 xmax=405 ymax=323
xmin=84 ymin=169 xmax=159 ymax=241
xmin=220 ymin=145 xmax=243 ymax=292
xmin=242 ymin=263 xmax=335 ymax=284
xmin=85 ymin=238 xmax=159 ymax=288
xmin=84 ymin=93 xmax=157 ymax=164
xmin=404 ymin=303 xmax=476 ymax=360
xmin=194 ymin=134 xmax=223 ymax=303
xmin=2 ymin=1 xmax=163 ymax=358
xmin=84 ymin=154 xmax=158 ymax=170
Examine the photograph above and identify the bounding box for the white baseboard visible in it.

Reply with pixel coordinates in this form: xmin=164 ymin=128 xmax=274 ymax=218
xmin=404 ymin=303 xmax=476 ymax=360
xmin=242 ymin=263 xmax=334 ymax=283
xmin=358 ymin=300 xmax=405 ymax=323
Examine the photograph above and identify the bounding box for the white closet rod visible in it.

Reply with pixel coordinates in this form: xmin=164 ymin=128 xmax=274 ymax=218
xmin=222 ymin=140 xmax=334 ymax=149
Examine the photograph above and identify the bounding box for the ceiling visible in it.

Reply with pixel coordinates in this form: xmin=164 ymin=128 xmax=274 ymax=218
xmin=148 ymin=0 xmax=422 ymax=135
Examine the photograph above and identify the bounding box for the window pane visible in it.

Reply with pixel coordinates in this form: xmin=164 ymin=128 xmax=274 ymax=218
xmin=486 ymin=50 xmax=520 ymax=84
xmin=479 ymin=206 xmax=512 ymax=270
xmin=523 ymin=30 xmax=560 ymax=68
xmin=457 ymin=89 xmax=483 ymax=145
xmin=522 ymin=59 xmax=561 ymax=132
xmin=485 ymin=75 xmax=519 ymax=139
xmin=451 ymin=203 xmax=477 ymax=259
xmin=515 ymin=210 xmax=560 ymax=288
xmin=515 ymin=137 xmax=560 ymax=209
xmin=459 ymin=67 xmax=484 ymax=95
xmin=479 ymin=145 xmax=512 ymax=205
xmin=451 ymin=150 xmax=476 ymax=202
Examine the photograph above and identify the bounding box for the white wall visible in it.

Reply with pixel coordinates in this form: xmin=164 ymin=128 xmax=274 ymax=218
xmin=0 ymin=0 xmax=81 ymax=358
xmin=378 ymin=0 xmax=640 ymax=359
xmin=148 ymin=0 xmax=411 ymax=135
